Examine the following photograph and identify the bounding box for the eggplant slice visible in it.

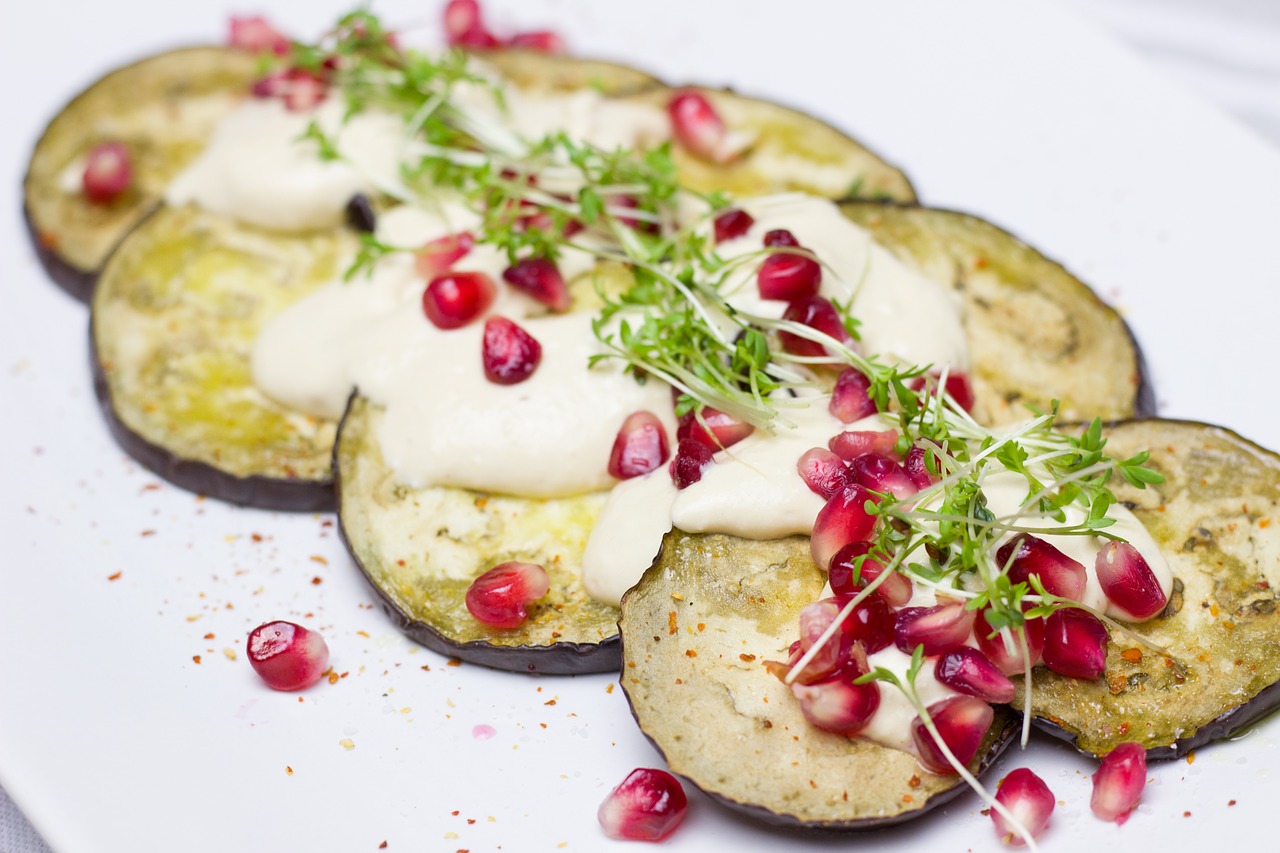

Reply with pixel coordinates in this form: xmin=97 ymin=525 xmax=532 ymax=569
xmin=24 ymin=47 xmax=257 ymax=302
xmin=475 ymin=47 xmax=662 ymax=97
xmin=1023 ymin=419 xmax=1280 ymax=759
xmin=618 ymin=531 xmax=1018 ymax=828
xmin=91 ymin=206 xmax=352 ymax=510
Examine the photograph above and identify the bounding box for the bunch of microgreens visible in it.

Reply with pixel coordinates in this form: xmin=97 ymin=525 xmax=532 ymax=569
xmin=285 ymin=10 xmax=1165 ymax=843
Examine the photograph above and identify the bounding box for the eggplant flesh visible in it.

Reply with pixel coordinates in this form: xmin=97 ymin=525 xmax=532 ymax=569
xmin=1023 ymin=419 xmax=1280 ymax=758
xmin=618 ymin=531 xmax=1017 ymax=828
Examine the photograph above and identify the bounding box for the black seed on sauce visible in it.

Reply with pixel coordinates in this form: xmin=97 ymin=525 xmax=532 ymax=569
xmin=346 ymin=194 xmax=376 ymax=233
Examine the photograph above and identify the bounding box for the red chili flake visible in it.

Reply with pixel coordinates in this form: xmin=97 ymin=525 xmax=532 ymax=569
xmin=739 ymin=653 xmax=756 ymax=662
xmin=544 ymin=699 xmax=556 ymax=706
xmin=908 ymin=775 xmax=921 ymax=788
xmin=421 ymin=665 xmax=431 ymax=672
xmin=357 ymin=630 xmax=370 ymax=638
xmin=321 ymin=520 xmax=334 ymax=528
xmin=285 ymin=766 xmax=294 ymax=776
xmin=1121 ymin=648 xmax=1143 ymax=663
xmin=606 ymin=684 xmax=614 ymax=694
xmin=1229 ymin=800 xmax=1238 ymax=806
xmin=251 ymin=533 xmax=264 ymax=542
xmin=379 ymin=843 xmax=388 ymax=849
xmin=447 ymin=658 xmax=462 ymax=667
xmin=1186 ymin=751 xmax=1196 ymax=764
xmin=311 ymin=576 xmax=323 ymax=585
xmin=141 ymin=530 xmax=156 ymax=537
xmin=107 ymin=571 xmax=122 ymax=581
xmin=1184 ymin=811 xmax=1192 ymax=817
xmin=685 ymin=649 xmax=697 ymax=658
xmin=667 ymin=611 xmax=678 ymax=635
xmin=192 ymin=655 xmax=202 ymax=664
xmin=311 ymin=555 xmax=329 ymax=565
xmin=203 ymin=632 xmax=215 ymax=640
xmin=451 ymin=810 xmax=460 ymax=816
xmin=466 ymin=818 xmax=476 ymax=825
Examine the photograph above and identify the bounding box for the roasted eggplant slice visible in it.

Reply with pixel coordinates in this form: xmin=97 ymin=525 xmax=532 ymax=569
xmin=24 ymin=47 xmax=256 ymax=302
xmin=475 ymin=48 xmax=662 ymax=96
xmin=839 ymin=202 xmax=1152 ymax=424
xmin=618 ymin=531 xmax=1017 ymax=828
xmin=1023 ymin=419 xmax=1280 ymax=758
xmin=91 ymin=206 xmax=352 ymax=510
xmin=335 ymin=396 xmax=621 ymax=673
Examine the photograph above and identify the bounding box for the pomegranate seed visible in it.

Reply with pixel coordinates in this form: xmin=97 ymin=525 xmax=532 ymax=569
xmin=713 ymin=208 xmax=755 ymax=243
xmin=465 ymin=561 xmax=549 ymax=628
xmin=1041 ymin=608 xmax=1109 ymax=680
xmin=797 ymin=448 xmax=854 ymax=500
xmin=422 ymin=271 xmax=496 ymax=329
xmin=1095 ymin=541 xmax=1167 ymax=620
xmin=992 ymin=768 xmax=1055 ymax=845
xmin=763 ymin=229 xmax=800 ymax=248
xmin=608 ymin=411 xmax=670 ymax=479
xmin=912 ymin=371 xmax=976 ymax=413
xmin=796 ymin=599 xmax=847 ymax=680
xmin=850 ymin=453 xmax=918 ymax=500
xmin=482 ymin=316 xmax=541 ymax=385
xmin=974 ymin=608 xmax=1045 ymax=675
xmin=667 ymin=90 xmax=741 ymax=164
xmin=894 ymin=602 xmax=976 ymax=656
xmin=606 ymin=193 xmax=658 ymax=234
xmin=829 ymin=542 xmax=913 ymax=608
xmin=839 ymin=594 xmax=897 ymax=654
xmin=791 ymin=674 xmax=881 ymax=735
xmin=829 ymin=368 xmax=877 ymax=423
xmin=443 ymin=0 xmax=500 ymax=48
xmin=677 ymin=407 xmax=753 ymax=451
xmin=228 ymin=15 xmax=291 ymax=55
xmin=997 ymin=534 xmax=1086 ymax=601
xmin=912 ymin=695 xmax=994 ymax=775
xmin=829 ymin=429 xmax=900 ymax=462
xmin=1091 ymin=742 xmax=1146 ymax=825
xmin=810 ymin=485 xmax=877 ymax=570
xmin=82 ymin=141 xmax=132 ymax=204
xmin=246 ymin=621 xmax=330 ymax=691
xmin=757 ymin=251 xmax=822 ymax=302
xmin=904 ymin=445 xmax=940 ymax=490
xmin=669 ymin=438 xmax=714 ymax=489
xmin=502 ymin=257 xmax=571 ymax=312
xmin=598 ymin=768 xmax=687 ymax=842
xmin=935 ymin=647 xmax=1017 ymax=703
xmin=506 ymin=30 xmax=565 ymax=53
xmin=778 ymin=296 xmax=854 ymax=359
xmin=280 ymin=69 xmax=329 ymax=112
xmin=415 ymin=232 xmax=475 ymax=279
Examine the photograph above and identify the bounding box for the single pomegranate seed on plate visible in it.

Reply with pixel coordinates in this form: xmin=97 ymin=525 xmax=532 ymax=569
xmin=778 ymin=296 xmax=854 ymax=359
xmin=903 ymin=444 xmax=940 ymax=490
xmin=810 ymin=485 xmax=877 ymax=570
xmin=415 ymin=231 xmax=475 ymax=279
xmin=911 ymin=370 xmax=976 ymax=414
xmin=465 ymin=561 xmax=550 ymax=628
xmin=757 ymin=251 xmax=822 ymax=301
xmin=713 ymin=208 xmax=755 ymax=243
xmin=422 ymin=271 xmax=496 ymax=329
xmin=997 ymin=533 xmax=1087 ymax=601
xmin=934 ymin=647 xmax=1017 ymax=703
xmin=797 ymin=447 xmax=854 ymax=500
xmin=974 ymin=608 xmax=1045 ymax=675
xmin=482 ymin=316 xmax=541 ymax=384
xmin=830 ymin=368 xmax=877 ymax=423
xmin=506 ymin=30 xmax=565 ymax=53
xmin=678 ymin=406 xmax=753 ymax=451
xmin=792 ymin=674 xmax=881 ymax=735
xmin=246 ymin=621 xmax=330 ymax=691
xmin=992 ymin=768 xmax=1055 ymax=845
xmin=667 ymin=90 xmax=743 ymax=163
xmin=82 ymin=141 xmax=132 ymax=204
xmin=228 ymin=15 xmax=291 ymax=55
xmin=894 ymin=602 xmax=976 ymax=656
xmin=669 ymin=438 xmax=714 ymax=489
xmin=598 ymin=768 xmax=688 ymax=842
xmin=763 ymin=228 xmax=800 ymax=248
xmin=850 ymin=453 xmax=918 ymax=500
xmin=829 ymin=429 xmax=899 ymax=462
xmin=1095 ymin=541 xmax=1167 ymax=620
xmin=502 ymin=257 xmax=571 ymax=312
xmin=1091 ymin=741 xmax=1146 ymax=824
xmin=1041 ymin=607 xmax=1109 ymax=680
xmin=912 ymin=695 xmax=994 ymax=775
xmin=829 ymin=542 xmax=912 ymax=607
xmin=609 ymin=411 xmax=670 ymax=479
xmin=442 ymin=0 xmax=499 ymax=48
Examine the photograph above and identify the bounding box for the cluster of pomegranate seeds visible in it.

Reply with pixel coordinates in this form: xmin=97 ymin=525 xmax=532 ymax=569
xmin=415 ymin=231 xmax=475 ymax=279
xmin=829 ymin=368 xmax=877 ymax=423
xmin=756 ymin=229 xmax=822 ymax=302
xmin=228 ymin=15 xmax=291 ymax=55
xmin=246 ymin=621 xmax=330 ymax=691
xmin=1091 ymin=742 xmax=1147 ymax=824
xmin=598 ymin=768 xmax=688 ymax=841
xmin=712 ymin=208 xmax=754 ymax=243
xmin=502 ymin=257 xmax=571 ymax=312
xmin=1096 ymin=540 xmax=1168 ymax=619
xmin=992 ymin=768 xmax=1055 ymax=845
xmin=443 ymin=0 xmax=565 ymax=53
xmin=667 ymin=90 xmax=746 ymax=164
xmin=911 ymin=695 xmax=994 ymax=775
xmin=482 ymin=316 xmax=542 ymax=384
xmin=464 ymin=561 xmax=550 ymax=628
xmin=252 ymin=67 xmax=331 ymax=112
xmin=608 ymin=411 xmax=670 ymax=479
xmin=422 ymin=271 xmax=497 ymax=329
xmin=82 ymin=141 xmax=132 ymax=204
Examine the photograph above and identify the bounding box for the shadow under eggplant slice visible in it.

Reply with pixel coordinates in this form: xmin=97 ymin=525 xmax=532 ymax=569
xmin=1022 ymin=419 xmax=1280 ymax=759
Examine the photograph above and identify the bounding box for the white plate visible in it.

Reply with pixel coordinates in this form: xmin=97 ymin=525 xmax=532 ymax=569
xmin=3 ymin=1 xmax=1279 ymax=850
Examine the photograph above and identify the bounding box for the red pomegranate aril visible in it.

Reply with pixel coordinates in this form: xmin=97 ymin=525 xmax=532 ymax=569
xmin=810 ymin=485 xmax=877 ymax=570
xmin=829 ymin=429 xmax=900 ymax=462
xmin=792 ymin=674 xmax=881 ymax=735
xmin=797 ymin=447 xmax=854 ymax=500
xmin=443 ymin=0 xmax=500 ymax=48
xmin=912 ymin=371 xmax=976 ymax=414
xmin=482 ymin=316 xmax=541 ymax=385
xmin=935 ymin=647 xmax=1017 ymax=704
xmin=904 ymin=445 xmax=940 ymax=490
xmin=502 ymin=256 xmax=571 ymax=312
xmin=850 ymin=453 xmax=918 ymax=500
xmin=506 ymin=30 xmax=565 ymax=53
xmin=992 ymin=768 xmax=1055 ymax=846
xmin=757 ymin=252 xmax=822 ymax=301
xmin=1091 ymin=742 xmax=1146 ymax=825
xmin=606 ymin=193 xmax=658 ymax=234
xmin=997 ymin=533 xmax=1087 ymax=601
xmin=678 ymin=407 xmax=754 ymax=451
xmin=1096 ymin=541 xmax=1168 ymax=620
xmin=1042 ymin=608 xmax=1109 ymax=680
xmin=609 ymin=411 xmax=670 ymax=479
xmin=713 ymin=208 xmax=755 ymax=243
xmin=829 ymin=542 xmax=913 ymax=607
xmin=763 ymin=229 xmax=800 ymax=248
xmin=282 ymin=69 xmax=328 ymax=112
xmin=465 ymin=561 xmax=550 ymax=628
xmin=246 ymin=620 xmax=330 ymax=691
xmin=912 ymin=695 xmax=994 ymax=775
xmin=415 ymin=231 xmax=475 ymax=279
xmin=669 ymin=437 xmax=714 ymax=489
xmin=228 ymin=15 xmax=291 ymax=55
xmin=894 ymin=602 xmax=976 ymax=656
xmin=422 ymin=271 xmax=496 ymax=329
xmin=778 ymin=296 xmax=853 ymax=359
xmin=842 ymin=595 xmax=897 ymax=654
xmin=797 ymin=599 xmax=846 ymax=679
xmin=829 ymin=368 xmax=877 ymax=423
xmin=82 ymin=141 xmax=132 ymax=204
xmin=598 ymin=768 xmax=688 ymax=842
xmin=668 ymin=89 xmax=742 ymax=164
xmin=974 ymin=608 xmax=1045 ymax=675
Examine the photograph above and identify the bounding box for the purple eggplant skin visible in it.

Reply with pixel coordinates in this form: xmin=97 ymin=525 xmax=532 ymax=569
xmin=22 ymin=200 xmax=117 ymax=304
